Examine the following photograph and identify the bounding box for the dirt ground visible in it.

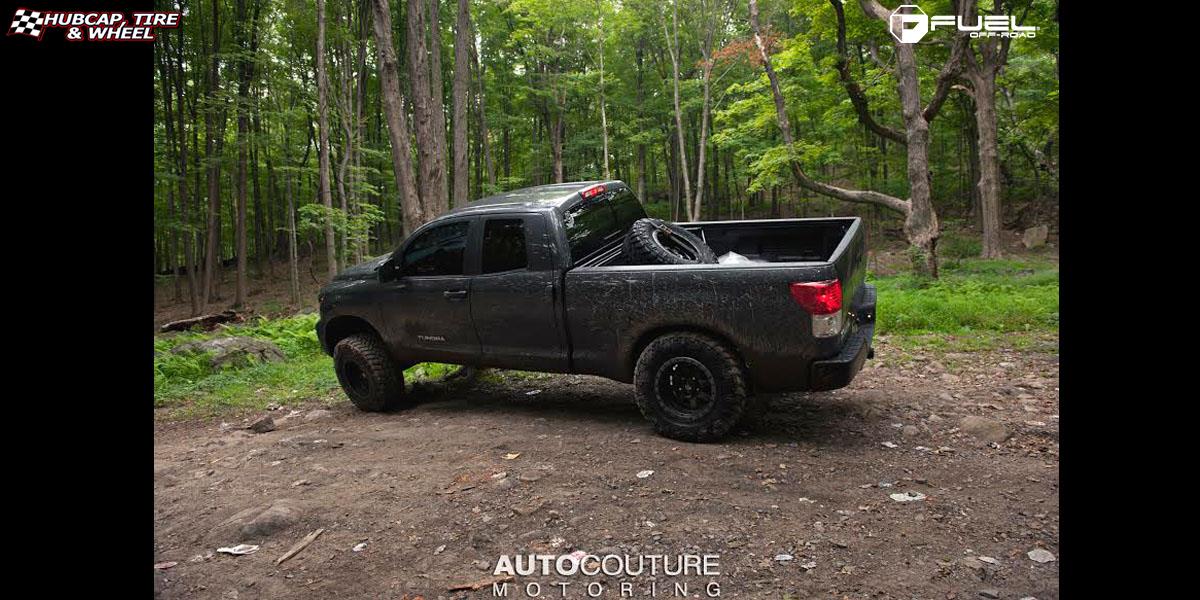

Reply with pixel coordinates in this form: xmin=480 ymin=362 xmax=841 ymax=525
xmin=153 ymin=336 xmax=1059 ymax=600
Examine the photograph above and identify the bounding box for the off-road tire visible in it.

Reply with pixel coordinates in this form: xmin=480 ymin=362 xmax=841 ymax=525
xmin=333 ymin=333 xmax=408 ymax=412
xmin=623 ymin=218 xmax=717 ymax=265
xmin=634 ymin=332 xmax=747 ymax=442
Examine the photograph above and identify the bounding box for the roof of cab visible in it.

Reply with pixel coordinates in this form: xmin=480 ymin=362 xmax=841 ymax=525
xmin=439 ymin=180 xmax=622 ymax=217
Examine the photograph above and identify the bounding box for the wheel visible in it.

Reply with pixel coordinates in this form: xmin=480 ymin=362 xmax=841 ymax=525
xmin=633 ymin=332 xmax=747 ymax=442
xmin=333 ymin=333 xmax=408 ymax=412
xmin=623 ymin=218 xmax=717 ymax=265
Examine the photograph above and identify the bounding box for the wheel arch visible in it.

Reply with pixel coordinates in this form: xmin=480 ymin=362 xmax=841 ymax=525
xmin=627 ymin=325 xmax=749 ymax=386
xmin=322 ymin=315 xmax=383 ymax=355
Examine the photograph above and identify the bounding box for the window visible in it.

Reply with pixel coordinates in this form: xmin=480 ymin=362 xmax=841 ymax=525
xmin=563 ymin=185 xmax=647 ymax=264
xmin=481 ymin=219 xmax=528 ymax=273
xmin=564 ymin=193 xmax=617 ymax=263
xmin=402 ymin=221 xmax=469 ymax=277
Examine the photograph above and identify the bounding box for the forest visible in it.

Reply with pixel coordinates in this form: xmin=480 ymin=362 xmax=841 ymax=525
xmin=152 ymin=0 xmax=1060 ymax=317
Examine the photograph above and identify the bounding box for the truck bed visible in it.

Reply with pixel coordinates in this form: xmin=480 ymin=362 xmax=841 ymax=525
xmin=581 ymin=217 xmax=857 ymax=267
xmin=564 ymin=217 xmax=871 ymax=392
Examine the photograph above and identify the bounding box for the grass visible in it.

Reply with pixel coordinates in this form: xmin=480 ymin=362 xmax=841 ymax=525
xmin=153 ymin=313 xmax=457 ymax=418
xmin=871 ymin=257 xmax=1059 ymax=353
xmin=154 ymin=256 xmax=1057 ymax=417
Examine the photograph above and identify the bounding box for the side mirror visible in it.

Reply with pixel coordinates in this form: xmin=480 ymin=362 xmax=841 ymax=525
xmin=378 ymin=257 xmax=400 ymax=282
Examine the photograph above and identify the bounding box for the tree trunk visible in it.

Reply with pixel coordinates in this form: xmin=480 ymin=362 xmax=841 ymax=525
xmin=200 ymin=0 xmax=224 ymax=312
xmin=370 ymin=0 xmax=423 ymax=236
xmin=407 ymin=0 xmax=444 ymax=218
xmin=973 ymin=73 xmax=1002 ymax=258
xmin=664 ymin=3 xmax=691 ymax=218
xmin=598 ymin=6 xmax=609 ymax=179
xmin=316 ymin=0 xmax=338 ymax=279
xmin=452 ymin=0 xmax=471 ymax=206
xmin=428 ymin=0 xmax=450 ymax=212
xmin=470 ymin=31 xmax=495 ymax=187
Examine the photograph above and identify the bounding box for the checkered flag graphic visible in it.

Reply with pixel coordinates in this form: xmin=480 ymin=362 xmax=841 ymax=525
xmin=9 ymin=8 xmax=45 ymax=38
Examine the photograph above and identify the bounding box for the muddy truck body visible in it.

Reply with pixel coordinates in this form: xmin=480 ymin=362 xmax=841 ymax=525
xmin=317 ymin=181 xmax=876 ymax=441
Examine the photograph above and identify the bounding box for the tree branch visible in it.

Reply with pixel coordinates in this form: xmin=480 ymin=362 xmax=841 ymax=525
xmin=749 ymin=0 xmax=909 ymax=215
xmin=830 ymin=0 xmax=906 ymax=145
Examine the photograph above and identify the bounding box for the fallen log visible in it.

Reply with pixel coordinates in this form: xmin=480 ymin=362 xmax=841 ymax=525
xmin=158 ymin=310 xmax=243 ymax=333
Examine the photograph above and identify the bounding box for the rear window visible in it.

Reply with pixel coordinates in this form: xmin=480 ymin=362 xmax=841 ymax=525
xmin=563 ymin=186 xmax=646 ymax=263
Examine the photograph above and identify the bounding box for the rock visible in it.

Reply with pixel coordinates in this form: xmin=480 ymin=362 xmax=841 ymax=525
xmin=517 ymin=472 xmax=543 ymax=483
xmin=901 ymin=425 xmax=920 ymax=437
xmin=171 ymin=336 xmax=286 ymax=370
xmin=958 ymin=416 xmax=1009 ymax=443
xmin=1021 ymin=225 xmax=1049 ymax=249
xmin=215 ymin=499 xmax=302 ymax=540
xmin=1027 ymin=548 xmax=1056 ymax=563
xmin=304 ymin=409 xmax=334 ymax=422
xmin=979 ymin=589 xmax=1001 ymax=599
xmin=492 ymin=477 xmax=518 ymax=491
xmin=249 ymin=415 xmax=276 ymax=434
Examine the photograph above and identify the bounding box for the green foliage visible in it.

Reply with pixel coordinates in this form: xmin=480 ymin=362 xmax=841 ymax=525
xmin=154 ymin=312 xmax=463 ymax=417
xmin=873 ymin=258 xmax=1059 ymax=335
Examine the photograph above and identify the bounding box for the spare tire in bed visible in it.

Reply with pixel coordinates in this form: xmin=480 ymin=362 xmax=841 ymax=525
xmin=622 ymin=218 xmax=718 ymax=265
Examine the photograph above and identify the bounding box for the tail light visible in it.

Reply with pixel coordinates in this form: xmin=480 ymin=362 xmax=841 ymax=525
xmin=790 ymin=280 xmax=843 ymax=338
xmin=580 ymin=183 xmax=606 ymax=199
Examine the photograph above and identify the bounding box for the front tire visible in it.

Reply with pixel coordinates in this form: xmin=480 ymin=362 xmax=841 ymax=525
xmin=634 ymin=333 xmax=747 ymax=442
xmin=333 ymin=334 xmax=407 ymax=412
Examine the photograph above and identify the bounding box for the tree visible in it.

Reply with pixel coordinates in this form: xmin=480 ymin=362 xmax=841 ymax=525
xmin=453 ymin=0 xmax=472 ymax=206
xmin=369 ymin=0 xmax=423 ymax=235
xmin=957 ymin=0 xmax=1027 ymax=258
xmin=749 ymin=0 xmax=952 ymax=275
xmin=316 ymin=0 xmax=338 ymax=279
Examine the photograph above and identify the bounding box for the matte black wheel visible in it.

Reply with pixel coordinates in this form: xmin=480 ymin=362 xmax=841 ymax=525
xmin=333 ymin=333 xmax=408 ymax=412
xmin=623 ymin=218 xmax=717 ymax=265
xmin=634 ymin=332 xmax=747 ymax=442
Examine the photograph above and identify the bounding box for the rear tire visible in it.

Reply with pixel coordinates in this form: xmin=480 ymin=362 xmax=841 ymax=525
xmin=634 ymin=332 xmax=747 ymax=442
xmin=333 ymin=334 xmax=408 ymax=412
xmin=623 ymin=218 xmax=717 ymax=265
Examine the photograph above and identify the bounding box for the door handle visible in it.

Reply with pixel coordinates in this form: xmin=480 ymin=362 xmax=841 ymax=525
xmin=443 ymin=290 xmax=468 ymax=300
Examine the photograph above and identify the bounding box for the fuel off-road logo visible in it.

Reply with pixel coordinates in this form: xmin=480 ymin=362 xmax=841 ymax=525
xmin=8 ymin=7 xmax=179 ymax=42
xmin=889 ymin=5 xmax=1036 ymax=44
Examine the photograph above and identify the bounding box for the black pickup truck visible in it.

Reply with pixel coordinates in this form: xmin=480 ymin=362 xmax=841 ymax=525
xmin=317 ymin=181 xmax=875 ymax=441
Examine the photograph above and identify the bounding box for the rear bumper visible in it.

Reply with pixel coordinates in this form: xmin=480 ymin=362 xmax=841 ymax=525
xmin=808 ymin=283 xmax=876 ymax=391
xmin=809 ymin=322 xmax=874 ymax=391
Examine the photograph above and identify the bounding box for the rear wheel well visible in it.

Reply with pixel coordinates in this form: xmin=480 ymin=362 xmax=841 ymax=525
xmin=323 ymin=316 xmax=381 ymax=354
xmin=629 ymin=326 xmax=748 ymax=385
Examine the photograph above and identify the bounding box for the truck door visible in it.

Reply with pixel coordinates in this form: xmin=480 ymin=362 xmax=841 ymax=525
xmin=467 ymin=214 xmax=567 ymax=371
xmin=378 ymin=218 xmax=482 ymax=364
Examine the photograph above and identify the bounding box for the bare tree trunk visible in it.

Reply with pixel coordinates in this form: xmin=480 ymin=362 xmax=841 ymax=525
xmin=232 ymin=0 xmax=259 ymax=309
xmin=957 ymin=0 xmax=1013 ymax=259
xmin=369 ymin=0 xmax=424 ymax=237
xmin=452 ymin=0 xmax=471 ymax=205
xmin=972 ymin=73 xmax=1002 ymax=257
xmin=316 ymin=0 xmax=338 ymax=279
xmin=470 ymin=31 xmax=496 ymax=187
xmin=664 ymin=1 xmax=691 ymax=218
xmin=428 ymin=0 xmax=450 ymax=212
xmin=597 ymin=4 xmax=609 ymax=179
xmin=407 ymin=0 xmax=445 ymax=218
xmin=635 ymin=41 xmax=647 ymax=202
xmin=200 ymin=0 xmax=224 ymax=312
